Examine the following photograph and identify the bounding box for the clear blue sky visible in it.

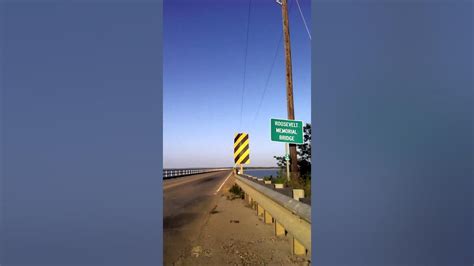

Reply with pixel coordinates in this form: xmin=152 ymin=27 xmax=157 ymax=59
xmin=164 ymin=0 xmax=311 ymax=168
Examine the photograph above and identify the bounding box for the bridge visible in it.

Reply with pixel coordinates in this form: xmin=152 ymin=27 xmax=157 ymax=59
xmin=163 ymin=168 xmax=311 ymax=265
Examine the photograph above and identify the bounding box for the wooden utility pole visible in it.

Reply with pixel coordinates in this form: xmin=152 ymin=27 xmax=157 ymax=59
xmin=281 ymin=0 xmax=299 ymax=179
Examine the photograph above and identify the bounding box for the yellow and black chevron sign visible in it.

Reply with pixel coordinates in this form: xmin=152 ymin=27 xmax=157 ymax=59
xmin=234 ymin=133 xmax=250 ymax=164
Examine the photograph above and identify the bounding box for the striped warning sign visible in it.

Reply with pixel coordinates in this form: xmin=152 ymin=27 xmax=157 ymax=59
xmin=234 ymin=133 xmax=250 ymax=164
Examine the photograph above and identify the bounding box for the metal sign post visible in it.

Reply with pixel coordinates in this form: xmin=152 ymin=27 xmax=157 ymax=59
xmin=285 ymin=143 xmax=290 ymax=181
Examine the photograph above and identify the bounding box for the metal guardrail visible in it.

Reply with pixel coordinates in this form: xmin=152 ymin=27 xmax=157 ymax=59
xmin=163 ymin=168 xmax=230 ymax=179
xmin=235 ymin=174 xmax=311 ymax=254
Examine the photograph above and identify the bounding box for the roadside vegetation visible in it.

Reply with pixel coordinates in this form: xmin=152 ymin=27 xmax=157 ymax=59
xmin=228 ymin=183 xmax=244 ymax=200
xmin=273 ymin=123 xmax=311 ymax=197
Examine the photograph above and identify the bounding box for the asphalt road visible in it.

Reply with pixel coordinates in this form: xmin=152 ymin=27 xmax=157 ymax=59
xmin=163 ymin=170 xmax=233 ymax=265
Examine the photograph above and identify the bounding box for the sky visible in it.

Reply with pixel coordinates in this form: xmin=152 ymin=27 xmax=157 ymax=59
xmin=163 ymin=0 xmax=311 ymax=168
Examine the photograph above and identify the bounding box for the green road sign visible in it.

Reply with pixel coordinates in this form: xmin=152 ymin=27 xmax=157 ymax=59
xmin=270 ymin=118 xmax=304 ymax=144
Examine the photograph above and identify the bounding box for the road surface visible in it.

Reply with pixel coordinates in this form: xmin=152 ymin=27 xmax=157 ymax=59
xmin=163 ymin=170 xmax=232 ymax=265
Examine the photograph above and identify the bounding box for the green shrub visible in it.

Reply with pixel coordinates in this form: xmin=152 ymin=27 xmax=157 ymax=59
xmin=229 ymin=184 xmax=244 ymax=198
xmin=274 ymin=176 xmax=287 ymax=185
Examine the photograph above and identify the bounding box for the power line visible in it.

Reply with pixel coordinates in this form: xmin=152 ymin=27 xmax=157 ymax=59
xmin=253 ymin=34 xmax=283 ymax=124
xmin=295 ymin=0 xmax=311 ymax=40
xmin=239 ymin=0 xmax=252 ymax=128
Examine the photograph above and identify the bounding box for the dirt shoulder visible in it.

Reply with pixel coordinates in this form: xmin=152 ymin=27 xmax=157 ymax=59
xmin=173 ymin=176 xmax=311 ymax=266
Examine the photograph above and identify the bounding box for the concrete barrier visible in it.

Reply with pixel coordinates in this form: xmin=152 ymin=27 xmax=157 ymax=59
xmin=292 ymin=189 xmax=305 ymax=201
xmin=274 ymin=183 xmax=284 ymax=189
xmin=235 ymin=174 xmax=311 ymax=256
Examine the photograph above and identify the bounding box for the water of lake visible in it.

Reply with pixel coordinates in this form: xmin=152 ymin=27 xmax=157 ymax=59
xmin=244 ymin=169 xmax=280 ymax=179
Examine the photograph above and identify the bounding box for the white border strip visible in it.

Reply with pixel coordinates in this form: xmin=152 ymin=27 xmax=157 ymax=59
xmin=214 ymin=172 xmax=233 ymax=195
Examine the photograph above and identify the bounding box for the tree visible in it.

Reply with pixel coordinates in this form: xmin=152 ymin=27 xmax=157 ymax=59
xmin=297 ymin=123 xmax=311 ymax=179
xmin=273 ymin=154 xmax=288 ymax=179
xmin=273 ymin=155 xmax=288 ymax=168
xmin=274 ymin=123 xmax=311 ymax=180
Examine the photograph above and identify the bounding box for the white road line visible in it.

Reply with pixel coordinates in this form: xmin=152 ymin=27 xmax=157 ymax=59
xmin=214 ymin=172 xmax=233 ymax=195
